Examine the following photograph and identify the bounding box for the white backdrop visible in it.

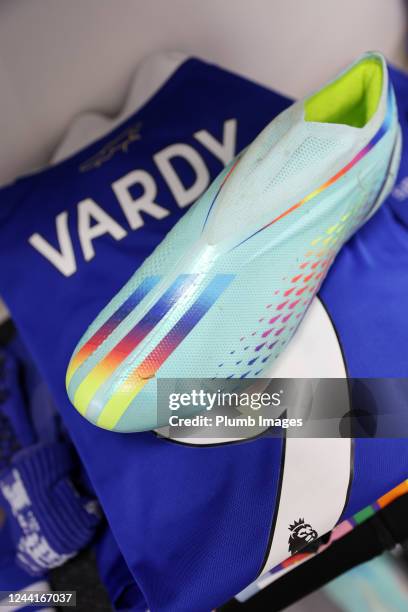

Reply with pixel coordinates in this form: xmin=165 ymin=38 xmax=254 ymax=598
xmin=0 ymin=0 xmax=407 ymax=184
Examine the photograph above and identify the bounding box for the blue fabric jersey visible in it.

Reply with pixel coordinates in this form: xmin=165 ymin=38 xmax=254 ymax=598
xmin=0 ymin=58 xmax=407 ymax=610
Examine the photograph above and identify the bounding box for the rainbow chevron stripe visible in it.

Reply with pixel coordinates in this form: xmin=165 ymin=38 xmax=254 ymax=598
xmin=70 ymin=274 xmax=234 ymax=428
xmin=97 ymin=274 xmax=234 ymax=429
xmin=73 ymin=274 xmax=198 ymax=414
xmin=66 ymin=276 xmax=160 ymax=386
xmin=136 ymin=274 xmax=234 ymax=379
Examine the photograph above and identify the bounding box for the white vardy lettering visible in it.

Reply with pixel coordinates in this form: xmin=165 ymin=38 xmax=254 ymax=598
xmin=29 ymin=119 xmax=238 ymax=276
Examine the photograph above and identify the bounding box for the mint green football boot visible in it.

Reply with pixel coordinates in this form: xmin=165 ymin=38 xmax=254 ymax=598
xmin=66 ymin=51 xmax=401 ymax=432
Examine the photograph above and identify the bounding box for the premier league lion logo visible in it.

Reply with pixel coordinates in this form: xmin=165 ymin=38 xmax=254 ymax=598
xmin=288 ymin=518 xmax=318 ymax=554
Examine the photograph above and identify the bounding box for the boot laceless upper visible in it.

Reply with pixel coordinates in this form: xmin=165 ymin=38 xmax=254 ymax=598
xmin=66 ymin=51 xmax=401 ymax=432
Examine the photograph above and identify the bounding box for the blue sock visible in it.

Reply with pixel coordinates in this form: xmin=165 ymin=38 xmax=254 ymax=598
xmin=0 ymin=348 xmax=101 ymax=575
xmin=0 ymin=442 xmax=101 ymax=575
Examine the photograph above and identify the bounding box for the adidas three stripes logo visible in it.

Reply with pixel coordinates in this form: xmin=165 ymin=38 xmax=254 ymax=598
xmin=67 ymin=273 xmax=234 ymax=428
